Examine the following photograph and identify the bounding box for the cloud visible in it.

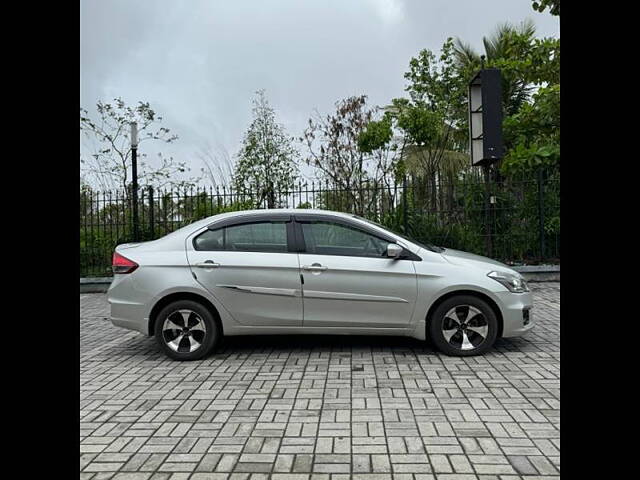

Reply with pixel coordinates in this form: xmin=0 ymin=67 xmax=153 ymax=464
xmin=369 ymin=0 xmax=405 ymax=25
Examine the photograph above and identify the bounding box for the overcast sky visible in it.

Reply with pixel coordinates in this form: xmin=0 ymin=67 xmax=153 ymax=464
xmin=80 ymin=0 xmax=559 ymax=186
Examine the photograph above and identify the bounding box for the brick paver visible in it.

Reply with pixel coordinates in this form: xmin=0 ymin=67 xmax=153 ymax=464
xmin=80 ymin=283 xmax=560 ymax=479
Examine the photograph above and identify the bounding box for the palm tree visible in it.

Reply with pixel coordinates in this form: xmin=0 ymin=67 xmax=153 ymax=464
xmin=454 ymin=20 xmax=537 ymax=116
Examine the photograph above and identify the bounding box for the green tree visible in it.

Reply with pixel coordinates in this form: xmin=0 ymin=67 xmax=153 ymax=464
xmin=493 ymin=33 xmax=560 ymax=174
xmin=302 ymin=95 xmax=398 ymax=215
xmin=501 ymin=87 xmax=559 ymax=175
xmin=233 ymin=90 xmax=299 ymax=208
xmin=80 ymin=98 xmax=196 ymax=193
xmin=359 ymin=39 xmax=470 ymax=213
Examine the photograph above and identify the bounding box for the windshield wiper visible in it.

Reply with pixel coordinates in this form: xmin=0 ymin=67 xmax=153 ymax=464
xmin=423 ymin=243 xmax=445 ymax=253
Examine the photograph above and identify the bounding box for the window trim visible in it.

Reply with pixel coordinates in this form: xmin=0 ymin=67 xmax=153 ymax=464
xmin=205 ymin=212 xmax=293 ymax=230
xmin=193 ymin=215 xmax=295 ymax=253
xmin=292 ymin=214 xmax=421 ymax=261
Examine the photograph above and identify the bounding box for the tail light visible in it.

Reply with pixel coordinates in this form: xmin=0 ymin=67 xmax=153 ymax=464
xmin=112 ymin=252 xmax=138 ymax=274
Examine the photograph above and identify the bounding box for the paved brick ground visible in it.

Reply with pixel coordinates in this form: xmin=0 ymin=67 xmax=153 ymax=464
xmin=80 ymin=283 xmax=560 ymax=480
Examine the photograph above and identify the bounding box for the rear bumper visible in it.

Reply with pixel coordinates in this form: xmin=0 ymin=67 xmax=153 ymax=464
xmin=496 ymin=290 xmax=534 ymax=338
xmin=110 ymin=302 xmax=148 ymax=334
xmin=111 ymin=315 xmax=147 ymax=334
xmin=107 ymin=275 xmax=150 ymax=335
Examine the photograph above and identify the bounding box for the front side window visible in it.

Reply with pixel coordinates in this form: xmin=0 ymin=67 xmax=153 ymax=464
xmin=194 ymin=221 xmax=288 ymax=252
xmin=300 ymin=221 xmax=391 ymax=258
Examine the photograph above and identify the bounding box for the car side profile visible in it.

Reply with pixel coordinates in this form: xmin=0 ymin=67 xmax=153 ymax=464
xmin=108 ymin=209 xmax=533 ymax=360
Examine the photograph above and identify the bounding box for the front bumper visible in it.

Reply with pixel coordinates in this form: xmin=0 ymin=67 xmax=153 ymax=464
xmin=495 ymin=290 xmax=534 ymax=338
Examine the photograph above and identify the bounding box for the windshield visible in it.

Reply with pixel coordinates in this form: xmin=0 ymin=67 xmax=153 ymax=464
xmin=353 ymin=215 xmax=445 ymax=253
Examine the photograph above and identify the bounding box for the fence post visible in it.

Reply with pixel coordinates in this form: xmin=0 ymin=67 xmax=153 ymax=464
xmin=402 ymin=174 xmax=408 ymax=235
xmin=483 ymin=165 xmax=493 ymax=258
xmin=131 ymin=149 xmax=139 ymax=242
xmin=537 ymin=168 xmax=545 ymax=262
xmin=148 ymin=186 xmax=155 ymax=239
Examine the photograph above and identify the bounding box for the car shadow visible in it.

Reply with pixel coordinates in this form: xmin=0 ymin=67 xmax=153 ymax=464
xmin=213 ymin=334 xmax=523 ymax=355
xmin=216 ymin=334 xmax=431 ymax=352
xmin=99 ymin=331 xmax=526 ymax=360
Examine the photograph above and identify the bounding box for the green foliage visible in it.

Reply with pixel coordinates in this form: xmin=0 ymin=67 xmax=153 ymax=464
xmin=532 ymin=0 xmax=560 ymax=15
xmin=234 ymin=90 xmax=299 ymax=209
xmin=405 ymin=39 xmax=468 ymax=119
xmin=175 ymin=191 xmax=255 ymax=224
xmin=401 ymin=39 xmax=469 ymax=151
xmin=395 ymin=104 xmax=441 ymax=148
xmin=501 ymin=143 xmax=559 ymax=174
xmin=409 ymin=173 xmax=558 ymax=263
xmin=498 ymin=36 xmax=560 ymax=176
xmin=357 ymin=115 xmax=392 ymax=153
xmin=493 ymin=36 xmax=560 ymax=86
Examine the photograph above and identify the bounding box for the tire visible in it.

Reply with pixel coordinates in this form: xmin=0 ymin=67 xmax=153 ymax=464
xmin=154 ymin=300 xmax=219 ymax=361
xmin=428 ymin=295 xmax=498 ymax=356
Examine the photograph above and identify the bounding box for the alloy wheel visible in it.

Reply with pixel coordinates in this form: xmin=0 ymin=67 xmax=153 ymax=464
xmin=162 ymin=309 xmax=207 ymax=353
xmin=441 ymin=305 xmax=489 ymax=351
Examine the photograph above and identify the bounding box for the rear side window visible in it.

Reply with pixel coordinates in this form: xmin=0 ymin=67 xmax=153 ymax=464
xmin=194 ymin=221 xmax=288 ymax=252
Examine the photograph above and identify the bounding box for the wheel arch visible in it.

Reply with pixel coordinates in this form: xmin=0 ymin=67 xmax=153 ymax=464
xmin=148 ymin=291 xmax=223 ymax=337
xmin=425 ymin=289 xmax=504 ymax=338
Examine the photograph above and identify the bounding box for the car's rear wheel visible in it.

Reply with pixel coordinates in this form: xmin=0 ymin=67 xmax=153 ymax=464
xmin=154 ymin=300 xmax=219 ymax=360
xmin=428 ymin=295 xmax=498 ymax=356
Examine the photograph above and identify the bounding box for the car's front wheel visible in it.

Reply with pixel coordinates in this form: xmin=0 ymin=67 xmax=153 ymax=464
xmin=428 ymin=295 xmax=498 ymax=356
xmin=154 ymin=300 xmax=219 ymax=360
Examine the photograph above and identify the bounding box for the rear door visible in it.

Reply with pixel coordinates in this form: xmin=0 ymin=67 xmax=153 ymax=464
xmin=294 ymin=215 xmax=418 ymax=328
xmin=186 ymin=214 xmax=303 ymax=327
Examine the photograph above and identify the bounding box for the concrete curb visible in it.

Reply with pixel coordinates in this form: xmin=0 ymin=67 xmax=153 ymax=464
xmin=513 ymin=265 xmax=560 ymax=282
xmin=80 ymin=265 xmax=559 ymax=293
xmin=80 ymin=277 xmax=112 ymax=293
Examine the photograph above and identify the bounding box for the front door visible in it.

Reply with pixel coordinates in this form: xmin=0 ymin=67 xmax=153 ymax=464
xmin=186 ymin=217 xmax=303 ymax=327
xmin=295 ymin=217 xmax=417 ymax=328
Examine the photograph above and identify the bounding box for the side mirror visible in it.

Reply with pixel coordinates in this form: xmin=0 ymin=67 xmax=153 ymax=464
xmin=386 ymin=243 xmax=403 ymax=259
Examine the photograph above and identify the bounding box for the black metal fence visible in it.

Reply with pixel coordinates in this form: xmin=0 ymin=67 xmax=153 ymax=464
xmin=80 ymin=170 xmax=560 ymax=277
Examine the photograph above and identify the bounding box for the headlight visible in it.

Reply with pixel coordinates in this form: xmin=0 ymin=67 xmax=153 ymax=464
xmin=487 ymin=271 xmax=529 ymax=293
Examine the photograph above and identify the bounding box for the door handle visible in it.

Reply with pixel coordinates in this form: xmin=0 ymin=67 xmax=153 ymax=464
xmin=302 ymin=264 xmax=327 ymax=271
xmin=195 ymin=261 xmax=220 ymax=268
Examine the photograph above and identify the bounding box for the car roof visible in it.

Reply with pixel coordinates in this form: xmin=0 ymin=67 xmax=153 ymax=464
xmin=205 ymin=208 xmax=355 ymax=223
xmin=166 ymin=209 xmax=355 ymax=237
xmin=227 ymin=208 xmax=352 ymax=217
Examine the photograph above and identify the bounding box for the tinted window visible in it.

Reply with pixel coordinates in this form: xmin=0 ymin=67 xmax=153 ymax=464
xmin=300 ymin=221 xmax=391 ymax=257
xmin=354 ymin=215 xmax=442 ymax=253
xmin=194 ymin=228 xmax=224 ymax=251
xmin=194 ymin=222 xmax=288 ymax=252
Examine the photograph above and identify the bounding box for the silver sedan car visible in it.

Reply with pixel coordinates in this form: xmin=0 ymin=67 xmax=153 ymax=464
xmin=108 ymin=209 xmax=533 ymax=360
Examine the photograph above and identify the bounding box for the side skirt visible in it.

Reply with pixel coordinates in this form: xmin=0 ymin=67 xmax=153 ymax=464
xmin=221 ymin=325 xmax=425 ymax=341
